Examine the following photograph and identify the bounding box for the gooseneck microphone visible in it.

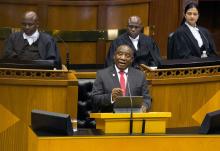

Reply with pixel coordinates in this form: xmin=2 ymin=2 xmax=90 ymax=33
xmin=126 ymin=73 xmax=133 ymax=135
xmin=53 ymin=30 xmax=70 ymax=69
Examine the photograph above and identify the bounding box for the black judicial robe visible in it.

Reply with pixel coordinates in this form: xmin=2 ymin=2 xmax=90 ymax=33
xmin=105 ymin=32 xmax=161 ymax=68
xmin=3 ymin=32 xmax=61 ymax=68
xmin=172 ymin=24 xmax=217 ymax=59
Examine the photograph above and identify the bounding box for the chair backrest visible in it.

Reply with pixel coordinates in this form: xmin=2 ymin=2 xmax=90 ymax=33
xmin=0 ymin=27 xmax=12 ymax=40
xmin=167 ymin=32 xmax=175 ymax=59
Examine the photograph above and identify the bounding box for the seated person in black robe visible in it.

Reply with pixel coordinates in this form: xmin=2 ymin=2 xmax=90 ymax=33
xmin=171 ymin=2 xmax=217 ymax=59
xmin=2 ymin=11 xmax=61 ymax=69
xmin=105 ymin=16 xmax=161 ymax=68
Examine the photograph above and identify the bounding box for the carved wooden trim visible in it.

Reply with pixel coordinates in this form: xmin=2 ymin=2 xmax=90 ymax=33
xmin=0 ymin=68 xmax=68 ymax=79
xmin=140 ymin=65 xmax=220 ymax=80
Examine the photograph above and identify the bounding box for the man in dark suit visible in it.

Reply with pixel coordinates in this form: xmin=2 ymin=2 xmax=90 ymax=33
xmin=105 ymin=15 xmax=161 ymax=68
xmin=92 ymin=44 xmax=151 ymax=113
xmin=2 ymin=11 xmax=61 ymax=69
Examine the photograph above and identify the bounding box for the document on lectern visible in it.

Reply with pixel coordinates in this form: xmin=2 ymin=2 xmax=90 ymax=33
xmin=114 ymin=96 xmax=143 ymax=113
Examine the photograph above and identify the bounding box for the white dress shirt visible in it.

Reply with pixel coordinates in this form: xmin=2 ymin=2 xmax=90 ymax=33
xmin=129 ymin=35 xmax=139 ymax=50
xmin=111 ymin=65 xmax=129 ymax=103
xmin=185 ymin=22 xmax=203 ymax=48
xmin=23 ymin=30 xmax=40 ymax=45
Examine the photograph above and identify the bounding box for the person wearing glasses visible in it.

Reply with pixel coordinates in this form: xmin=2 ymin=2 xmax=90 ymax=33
xmin=105 ymin=15 xmax=161 ymax=69
xmin=2 ymin=11 xmax=61 ymax=68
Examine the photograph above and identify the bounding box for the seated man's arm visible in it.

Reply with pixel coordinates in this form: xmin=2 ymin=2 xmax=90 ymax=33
xmin=44 ymin=35 xmax=62 ymax=69
xmin=2 ymin=34 xmax=17 ymax=59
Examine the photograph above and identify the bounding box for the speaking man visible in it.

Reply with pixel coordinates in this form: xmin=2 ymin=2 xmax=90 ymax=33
xmin=92 ymin=44 xmax=151 ymax=113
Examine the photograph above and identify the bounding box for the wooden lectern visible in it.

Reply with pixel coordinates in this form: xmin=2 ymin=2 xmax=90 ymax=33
xmin=90 ymin=112 xmax=171 ymax=134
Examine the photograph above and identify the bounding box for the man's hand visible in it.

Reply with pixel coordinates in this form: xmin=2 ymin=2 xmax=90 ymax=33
xmin=112 ymin=88 xmax=123 ymax=102
xmin=140 ymin=105 xmax=148 ymax=112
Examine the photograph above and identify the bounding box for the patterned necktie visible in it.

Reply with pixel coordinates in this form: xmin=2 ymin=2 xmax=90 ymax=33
xmin=119 ymin=71 xmax=126 ymax=96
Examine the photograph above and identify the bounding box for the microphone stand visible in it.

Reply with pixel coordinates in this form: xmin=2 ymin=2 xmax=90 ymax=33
xmin=126 ymin=74 xmax=133 ymax=135
xmin=53 ymin=31 xmax=70 ymax=70
xmin=129 ymin=98 xmax=133 ymax=135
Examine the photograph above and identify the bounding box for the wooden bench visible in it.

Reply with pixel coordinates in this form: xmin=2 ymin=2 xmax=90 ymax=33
xmin=0 ymin=26 xmax=151 ymax=70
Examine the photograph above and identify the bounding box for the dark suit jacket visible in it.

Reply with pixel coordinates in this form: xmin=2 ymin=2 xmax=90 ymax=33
xmin=92 ymin=65 xmax=151 ymax=113
xmin=172 ymin=24 xmax=217 ymax=59
xmin=3 ymin=31 xmax=61 ymax=68
xmin=105 ymin=32 xmax=161 ymax=68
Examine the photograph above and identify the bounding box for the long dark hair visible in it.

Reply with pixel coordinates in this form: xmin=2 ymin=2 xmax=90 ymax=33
xmin=181 ymin=2 xmax=199 ymax=25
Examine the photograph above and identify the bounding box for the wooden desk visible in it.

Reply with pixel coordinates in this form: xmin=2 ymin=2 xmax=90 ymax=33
xmin=1 ymin=104 xmax=220 ymax=151
xmin=140 ymin=64 xmax=220 ymax=128
xmin=0 ymin=68 xmax=78 ymax=125
xmin=29 ymin=130 xmax=220 ymax=151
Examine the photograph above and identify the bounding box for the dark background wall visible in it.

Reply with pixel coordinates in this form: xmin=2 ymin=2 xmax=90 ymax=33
xmin=0 ymin=0 xmax=219 ymax=65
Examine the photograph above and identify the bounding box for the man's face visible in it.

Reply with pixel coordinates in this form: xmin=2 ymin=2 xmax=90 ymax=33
xmin=127 ymin=17 xmax=142 ymax=39
xmin=114 ymin=46 xmax=133 ymax=70
xmin=22 ymin=15 xmax=38 ymax=36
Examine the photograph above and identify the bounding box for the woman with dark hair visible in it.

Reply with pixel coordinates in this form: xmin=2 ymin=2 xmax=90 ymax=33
xmin=171 ymin=2 xmax=217 ymax=59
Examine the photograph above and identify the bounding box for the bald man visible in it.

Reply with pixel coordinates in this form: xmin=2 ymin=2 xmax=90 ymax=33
xmin=3 ymin=11 xmax=61 ymax=69
xmin=92 ymin=44 xmax=151 ymax=113
xmin=105 ymin=16 xmax=161 ymax=68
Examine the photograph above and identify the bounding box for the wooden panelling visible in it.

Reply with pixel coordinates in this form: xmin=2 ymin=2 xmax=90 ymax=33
xmin=104 ymin=2 xmax=150 ymax=61
xmin=140 ymin=64 xmax=220 ymax=128
xmin=0 ymin=121 xmax=28 ymax=151
xmin=106 ymin=3 xmax=149 ymax=29
xmin=0 ymin=4 xmax=37 ymax=27
xmin=149 ymin=0 xmax=180 ymax=58
xmin=1 ymin=0 xmax=209 ymax=61
xmin=33 ymin=135 xmax=220 ymax=151
xmin=151 ymin=81 xmax=220 ymax=127
xmin=0 ymin=0 xmax=153 ymax=65
xmin=47 ymin=6 xmax=98 ymax=30
xmin=58 ymin=43 xmax=97 ymax=64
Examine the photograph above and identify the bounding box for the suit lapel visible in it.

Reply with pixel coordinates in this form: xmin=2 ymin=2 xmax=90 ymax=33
xmin=139 ymin=33 xmax=150 ymax=55
xmin=183 ymin=24 xmax=201 ymax=55
xmin=109 ymin=66 xmax=121 ymax=88
xmin=37 ymin=33 xmax=46 ymax=59
xmin=124 ymin=33 xmax=137 ymax=51
xmin=198 ymin=27 xmax=209 ymax=49
xmin=18 ymin=33 xmax=26 ymax=52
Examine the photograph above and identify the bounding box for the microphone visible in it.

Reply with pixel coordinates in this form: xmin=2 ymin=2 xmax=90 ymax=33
xmin=53 ymin=30 xmax=70 ymax=69
xmin=126 ymin=73 xmax=133 ymax=135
